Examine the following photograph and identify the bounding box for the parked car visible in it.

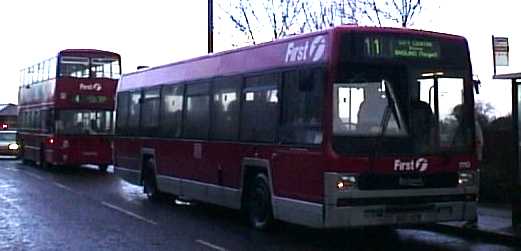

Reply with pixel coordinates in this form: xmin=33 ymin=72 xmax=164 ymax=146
xmin=0 ymin=130 xmax=19 ymax=157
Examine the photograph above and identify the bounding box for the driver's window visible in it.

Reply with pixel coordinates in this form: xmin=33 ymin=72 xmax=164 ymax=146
xmin=334 ymin=82 xmax=388 ymax=136
xmin=335 ymin=84 xmax=364 ymax=133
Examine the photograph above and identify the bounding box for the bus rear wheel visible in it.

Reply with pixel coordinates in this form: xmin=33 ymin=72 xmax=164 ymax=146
xmin=247 ymin=173 xmax=274 ymax=230
xmin=143 ymin=159 xmax=161 ymax=201
xmin=39 ymin=146 xmax=50 ymax=169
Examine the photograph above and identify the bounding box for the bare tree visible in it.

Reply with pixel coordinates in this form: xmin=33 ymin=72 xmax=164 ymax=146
xmin=219 ymin=0 xmax=305 ymax=45
xmin=360 ymin=0 xmax=423 ymax=27
xmin=300 ymin=0 xmax=359 ymax=33
xmin=218 ymin=0 xmax=426 ymax=49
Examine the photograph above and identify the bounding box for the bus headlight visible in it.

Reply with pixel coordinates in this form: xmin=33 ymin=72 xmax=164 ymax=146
xmin=458 ymin=171 xmax=476 ymax=186
xmin=337 ymin=175 xmax=357 ymax=190
xmin=8 ymin=143 xmax=19 ymax=150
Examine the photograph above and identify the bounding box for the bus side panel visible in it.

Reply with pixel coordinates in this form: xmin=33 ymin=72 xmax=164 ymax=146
xmin=59 ymin=136 xmax=112 ymax=165
xmin=114 ymin=138 xmax=142 ymax=174
xmin=271 ymin=147 xmax=324 ymax=203
xmin=204 ymin=142 xmax=243 ymax=188
xmin=155 ymin=140 xmax=194 ymax=180
xmin=20 ymin=133 xmax=44 ymax=162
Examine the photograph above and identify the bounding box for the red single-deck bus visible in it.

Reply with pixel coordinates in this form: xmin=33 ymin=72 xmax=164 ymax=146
xmin=18 ymin=49 xmax=121 ymax=171
xmin=114 ymin=26 xmax=478 ymax=229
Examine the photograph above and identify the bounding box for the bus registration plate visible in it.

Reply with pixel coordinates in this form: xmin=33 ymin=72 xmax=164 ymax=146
xmin=396 ymin=213 xmax=421 ymax=224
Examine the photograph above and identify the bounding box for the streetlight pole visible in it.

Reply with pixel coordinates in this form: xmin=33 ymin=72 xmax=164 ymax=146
xmin=208 ymin=0 xmax=214 ymax=53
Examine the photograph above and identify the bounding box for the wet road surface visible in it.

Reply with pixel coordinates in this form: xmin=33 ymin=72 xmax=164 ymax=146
xmin=0 ymin=159 xmax=517 ymax=250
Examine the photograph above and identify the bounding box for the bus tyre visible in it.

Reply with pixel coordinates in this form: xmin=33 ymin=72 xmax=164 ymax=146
xmin=98 ymin=165 xmax=108 ymax=172
xmin=143 ymin=159 xmax=160 ymax=201
xmin=39 ymin=147 xmax=49 ymax=169
xmin=247 ymin=173 xmax=274 ymax=230
xmin=20 ymin=150 xmax=30 ymax=165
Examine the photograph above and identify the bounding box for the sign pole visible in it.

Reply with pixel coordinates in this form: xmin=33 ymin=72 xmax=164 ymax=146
xmin=208 ymin=0 xmax=214 ymax=53
xmin=492 ymin=36 xmax=497 ymax=77
xmin=513 ymin=79 xmax=521 ymax=231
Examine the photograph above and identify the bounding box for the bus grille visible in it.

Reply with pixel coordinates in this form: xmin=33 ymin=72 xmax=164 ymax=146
xmin=357 ymin=172 xmax=459 ymax=190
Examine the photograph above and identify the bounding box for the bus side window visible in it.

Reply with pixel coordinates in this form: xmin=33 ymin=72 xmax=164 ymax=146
xmin=183 ymin=82 xmax=210 ymax=139
xmin=116 ymin=92 xmax=130 ymax=136
xmin=280 ymin=68 xmax=324 ymax=145
xmin=240 ymin=73 xmax=280 ymax=143
xmin=128 ymin=91 xmax=142 ymax=136
xmin=210 ymin=76 xmax=241 ymax=141
xmin=161 ymin=85 xmax=184 ymax=138
xmin=141 ymin=88 xmax=161 ymax=137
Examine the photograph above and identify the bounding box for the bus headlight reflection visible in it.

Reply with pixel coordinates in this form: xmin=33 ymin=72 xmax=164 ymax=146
xmin=8 ymin=143 xmax=19 ymax=150
xmin=458 ymin=171 xmax=475 ymax=186
xmin=337 ymin=175 xmax=357 ymax=190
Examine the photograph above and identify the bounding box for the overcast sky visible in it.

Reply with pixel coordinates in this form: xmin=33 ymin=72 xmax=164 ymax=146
xmin=0 ymin=0 xmax=518 ymax=116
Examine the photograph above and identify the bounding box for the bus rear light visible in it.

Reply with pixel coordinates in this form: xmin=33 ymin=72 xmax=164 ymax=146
xmin=62 ymin=140 xmax=70 ymax=149
xmin=48 ymin=138 xmax=55 ymax=144
xmin=337 ymin=175 xmax=357 ymax=190
xmin=1 ymin=123 xmax=8 ymax=129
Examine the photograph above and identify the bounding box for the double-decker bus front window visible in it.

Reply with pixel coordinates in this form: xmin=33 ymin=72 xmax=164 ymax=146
xmin=91 ymin=58 xmax=121 ymax=79
xmin=57 ymin=110 xmax=113 ymax=135
xmin=60 ymin=56 xmax=89 ymax=78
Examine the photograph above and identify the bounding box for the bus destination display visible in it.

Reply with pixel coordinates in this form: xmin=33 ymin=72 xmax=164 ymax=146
xmin=72 ymin=94 xmax=108 ymax=104
xmin=364 ymin=37 xmax=440 ymax=59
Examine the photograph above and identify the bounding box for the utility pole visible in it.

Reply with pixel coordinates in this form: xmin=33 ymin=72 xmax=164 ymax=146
xmin=208 ymin=0 xmax=214 ymax=53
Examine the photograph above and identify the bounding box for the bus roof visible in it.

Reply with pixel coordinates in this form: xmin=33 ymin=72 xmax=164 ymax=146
xmin=59 ymin=49 xmax=120 ymax=58
xmin=118 ymin=26 xmax=466 ymax=92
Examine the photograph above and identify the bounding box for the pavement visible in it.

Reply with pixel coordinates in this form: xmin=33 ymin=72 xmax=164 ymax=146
xmin=427 ymin=203 xmax=521 ymax=245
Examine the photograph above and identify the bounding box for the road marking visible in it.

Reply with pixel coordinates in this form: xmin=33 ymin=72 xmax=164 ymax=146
xmin=101 ymin=201 xmax=158 ymax=225
xmin=195 ymin=240 xmax=227 ymax=251
xmin=52 ymin=182 xmax=76 ymax=193
xmin=24 ymin=171 xmax=44 ymax=181
xmin=0 ymin=184 xmax=13 ymax=189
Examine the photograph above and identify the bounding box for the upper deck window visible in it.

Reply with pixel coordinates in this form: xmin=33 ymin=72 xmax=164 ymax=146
xmin=59 ymin=56 xmax=120 ymax=79
xmin=60 ymin=56 xmax=90 ymax=78
xmin=91 ymin=58 xmax=121 ymax=79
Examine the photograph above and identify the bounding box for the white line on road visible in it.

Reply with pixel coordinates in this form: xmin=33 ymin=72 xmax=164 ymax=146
xmin=53 ymin=182 xmax=76 ymax=193
xmin=23 ymin=171 xmax=45 ymax=180
xmin=101 ymin=201 xmax=158 ymax=225
xmin=195 ymin=240 xmax=227 ymax=251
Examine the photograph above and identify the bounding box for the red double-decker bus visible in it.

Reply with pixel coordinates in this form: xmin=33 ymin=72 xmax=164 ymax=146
xmin=18 ymin=49 xmax=121 ymax=171
xmin=114 ymin=26 xmax=478 ymax=229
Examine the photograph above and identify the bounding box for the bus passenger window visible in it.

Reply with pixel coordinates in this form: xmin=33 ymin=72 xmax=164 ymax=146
xmin=240 ymin=74 xmax=280 ymax=143
xmin=161 ymin=85 xmax=184 ymax=138
xmin=280 ymin=69 xmax=323 ymax=145
xmin=59 ymin=57 xmax=89 ymax=78
xmin=211 ymin=77 xmax=241 ymax=141
xmin=183 ymin=82 xmax=210 ymax=139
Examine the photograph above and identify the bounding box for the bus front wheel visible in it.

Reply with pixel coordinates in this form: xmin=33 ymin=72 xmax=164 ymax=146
xmin=98 ymin=165 xmax=108 ymax=172
xmin=247 ymin=173 xmax=274 ymax=230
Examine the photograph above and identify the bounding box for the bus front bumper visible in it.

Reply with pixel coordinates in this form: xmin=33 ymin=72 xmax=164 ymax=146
xmin=323 ymin=172 xmax=478 ymax=228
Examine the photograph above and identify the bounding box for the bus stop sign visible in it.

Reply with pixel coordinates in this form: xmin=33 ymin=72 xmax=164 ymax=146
xmin=493 ymin=36 xmax=509 ymax=67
